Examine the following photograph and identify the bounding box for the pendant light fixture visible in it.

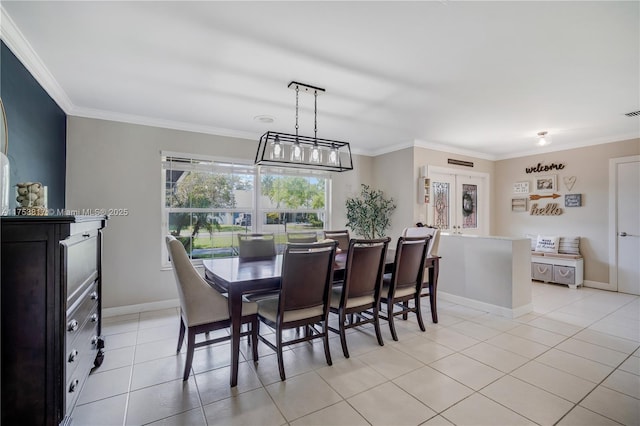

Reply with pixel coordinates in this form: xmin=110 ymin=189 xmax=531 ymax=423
xmin=255 ymin=81 xmax=353 ymax=172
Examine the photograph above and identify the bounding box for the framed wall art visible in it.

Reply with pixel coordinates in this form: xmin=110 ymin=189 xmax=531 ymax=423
xmin=513 ymin=181 xmax=529 ymax=194
xmin=534 ymin=175 xmax=557 ymax=192
xmin=565 ymin=193 xmax=582 ymax=207
xmin=511 ymin=197 xmax=528 ymax=212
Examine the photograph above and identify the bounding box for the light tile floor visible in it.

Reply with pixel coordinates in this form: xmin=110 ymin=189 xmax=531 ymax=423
xmin=73 ymin=282 xmax=640 ymax=425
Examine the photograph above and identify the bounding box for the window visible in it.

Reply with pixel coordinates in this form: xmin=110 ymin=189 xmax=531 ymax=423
xmin=161 ymin=152 xmax=330 ymax=265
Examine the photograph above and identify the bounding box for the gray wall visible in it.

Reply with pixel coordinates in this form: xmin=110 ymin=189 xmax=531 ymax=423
xmin=66 ymin=116 xmax=372 ymax=309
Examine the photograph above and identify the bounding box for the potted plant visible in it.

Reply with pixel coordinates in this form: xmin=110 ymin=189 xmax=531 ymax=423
xmin=345 ymin=184 xmax=396 ymax=239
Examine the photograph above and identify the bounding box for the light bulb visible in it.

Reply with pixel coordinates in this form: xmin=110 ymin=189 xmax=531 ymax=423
xmin=309 ymin=143 xmax=321 ymax=164
xmin=270 ymin=136 xmax=284 ymax=160
xmin=328 ymin=146 xmax=339 ymax=165
xmin=537 ymin=131 xmax=550 ymax=146
xmin=291 ymin=141 xmax=303 ymax=162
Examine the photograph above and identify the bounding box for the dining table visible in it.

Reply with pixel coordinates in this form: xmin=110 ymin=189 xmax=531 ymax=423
xmin=203 ymin=251 xmax=440 ymax=386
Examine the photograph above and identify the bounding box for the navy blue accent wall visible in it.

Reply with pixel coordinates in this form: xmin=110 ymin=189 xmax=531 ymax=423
xmin=1 ymin=41 xmax=66 ymax=210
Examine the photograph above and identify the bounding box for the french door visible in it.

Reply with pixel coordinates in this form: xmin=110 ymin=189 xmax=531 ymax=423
xmin=427 ymin=167 xmax=489 ymax=236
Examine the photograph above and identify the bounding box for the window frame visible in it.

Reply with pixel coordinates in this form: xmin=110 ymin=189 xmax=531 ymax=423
xmin=161 ymin=151 xmax=331 ymax=268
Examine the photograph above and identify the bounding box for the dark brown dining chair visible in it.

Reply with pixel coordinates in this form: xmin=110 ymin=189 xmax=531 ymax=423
xmin=166 ymin=236 xmax=259 ymax=380
xmin=238 ymin=233 xmax=276 ymax=258
xmin=286 ymin=231 xmax=318 ymax=243
xmin=379 ymin=236 xmax=430 ymax=341
xmin=402 ymin=227 xmax=441 ymax=322
xmin=323 ymin=229 xmax=350 ymax=252
xmin=256 ymin=241 xmax=337 ymax=380
xmin=329 ymin=237 xmax=390 ymax=357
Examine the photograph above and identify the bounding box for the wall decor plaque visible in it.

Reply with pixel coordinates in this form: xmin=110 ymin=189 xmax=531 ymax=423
xmin=565 ymin=193 xmax=582 ymax=207
xmin=513 ymin=181 xmax=529 ymax=194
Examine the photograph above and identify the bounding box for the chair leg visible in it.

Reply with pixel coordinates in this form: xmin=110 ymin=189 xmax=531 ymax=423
xmin=338 ymin=310 xmax=349 ymax=358
xmin=387 ymin=301 xmax=398 ymax=341
xmin=429 ymin=284 xmax=438 ymax=323
xmin=415 ymin=294 xmax=426 ymax=332
xmin=183 ymin=328 xmax=196 ymax=381
xmin=177 ymin=318 xmax=186 ymax=353
xmin=402 ymin=301 xmax=409 ymax=320
xmin=276 ymin=327 xmax=286 ymax=381
xmin=251 ymin=317 xmax=259 ymax=362
xmin=322 ymin=320 xmax=333 ymax=366
xmin=373 ymin=307 xmax=384 ymax=346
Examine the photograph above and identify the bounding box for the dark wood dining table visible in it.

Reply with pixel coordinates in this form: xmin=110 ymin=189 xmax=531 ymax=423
xmin=203 ymin=252 xmax=440 ymax=386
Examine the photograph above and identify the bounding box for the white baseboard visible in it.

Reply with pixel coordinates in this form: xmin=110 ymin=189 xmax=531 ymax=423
xmin=439 ymin=292 xmax=533 ymax=319
xmin=103 ymin=299 xmax=180 ymax=318
xmin=584 ymin=280 xmax=615 ymax=291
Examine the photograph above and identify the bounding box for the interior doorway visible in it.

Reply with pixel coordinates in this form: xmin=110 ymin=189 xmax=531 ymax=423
xmin=609 ymin=155 xmax=640 ymax=295
xmin=426 ymin=166 xmax=490 ymax=236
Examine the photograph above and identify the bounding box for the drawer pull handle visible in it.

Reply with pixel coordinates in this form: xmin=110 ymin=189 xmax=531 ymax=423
xmin=558 ymin=269 xmax=571 ymax=277
xmin=82 ymin=232 xmax=91 ymax=238
xmin=69 ymin=379 xmax=79 ymax=393
xmin=90 ymin=313 xmax=99 ymax=322
xmin=536 ymin=266 xmax=549 ymax=274
xmin=91 ymin=336 xmax=98 ymax=346
xmin=90 ymin=291 xmax=99 ymax=301
xmin=68 ymin=349 xmax=79 ymax=363
xmin=68 ymin=319 xmax=79 ymax=332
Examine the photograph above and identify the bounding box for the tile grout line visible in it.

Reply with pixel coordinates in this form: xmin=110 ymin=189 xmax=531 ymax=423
xmin=551 ymin=350 xmax=639 ymax=426
xmin=121 ymin=312 xmax=141 ymax=426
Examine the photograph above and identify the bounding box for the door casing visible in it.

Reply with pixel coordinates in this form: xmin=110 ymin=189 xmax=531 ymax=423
xmin=426 ymin=166 xmax=490 ymax=236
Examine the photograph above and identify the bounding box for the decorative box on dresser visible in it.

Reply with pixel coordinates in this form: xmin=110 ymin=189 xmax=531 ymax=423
xmin=1 ymin=215 xmax=108 ymax=425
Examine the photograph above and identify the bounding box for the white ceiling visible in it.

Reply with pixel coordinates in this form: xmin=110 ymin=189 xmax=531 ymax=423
xmin=1 ymin=1 xmax=639 ymax=159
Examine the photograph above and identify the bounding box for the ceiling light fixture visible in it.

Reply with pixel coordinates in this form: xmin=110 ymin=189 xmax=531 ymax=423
xmin=537 ymin=131 xmax=550 ymax=146
xmin=255 ymin=81 xmax=353 ymax=172
xmin=254 ymin=115 xmax=275 ymax=124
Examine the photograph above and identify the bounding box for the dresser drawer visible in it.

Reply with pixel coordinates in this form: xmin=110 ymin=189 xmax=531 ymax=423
xmin=532 ymin=262 xmax=553 ymax=282
xmin=66 ymin=306 xmax=100 ymax=383
xmin=553 ymin=265 xmax=576 ymax=285
xmin=66 ymin=283 xmax=99 ymax=350
xmin=63 ymin=231 xmax=99 ymax=304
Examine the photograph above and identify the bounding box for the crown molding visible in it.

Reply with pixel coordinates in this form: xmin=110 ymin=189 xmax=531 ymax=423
xmin=70 ymin=106 xmax=260 ymax=141
xmin=494 ymin=131 xmax=640 ymax=160
xmin=0 ymin=6 xmax=73 ymax=112
xmin=413 ymin=139 xmax=498 ymax=161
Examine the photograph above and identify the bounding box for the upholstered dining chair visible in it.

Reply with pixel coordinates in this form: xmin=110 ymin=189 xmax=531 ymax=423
xmin=329 ymin=237 xmax=390 ymax=357
xmin=402 ymin=226 xmax=441 ymax=258
xmin=323 ymin=229 xmax=350 ymax=252
xmin=286 ymin=231 xmax=318 ymax=243
xmin=166 ymin=236 xmax=259 ymax=381
xmin=401 ymin=226 xmax=441 ymax=322
xmin=256 ymin=241 xmax=337 ymax=381
xmin=238 ymin=233 xmax=276 ymax=258
xmin=379 ymin=236 xmax=430 ymax=341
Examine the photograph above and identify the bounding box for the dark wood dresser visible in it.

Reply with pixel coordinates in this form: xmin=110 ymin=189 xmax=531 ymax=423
xmin=1 ymin=215 xmax=108 ymax=425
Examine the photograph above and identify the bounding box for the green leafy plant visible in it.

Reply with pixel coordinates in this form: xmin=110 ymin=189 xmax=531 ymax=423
xmin=345 ymin=184 xmax=396 ymax=239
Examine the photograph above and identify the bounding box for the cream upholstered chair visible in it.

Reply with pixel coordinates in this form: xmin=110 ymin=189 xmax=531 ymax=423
xmin=402 ymin=226 xmax=440 ymax=258
xmin=256 ymin=241 xmax=337 ymax=381
xmin=237 ymin=233 xmax=276 ymax=258
xmin=379 ymin=236 xmax=430 ymax=341
xmin=323 ymin=229 xmax=350 ymax=252
xmin=329 ymin=237 xmax=390 ymax=357
xmin=166 ymin=236 xmax=259 ymax=381
xmin=286 ymin=231 xmax=318 ymax=243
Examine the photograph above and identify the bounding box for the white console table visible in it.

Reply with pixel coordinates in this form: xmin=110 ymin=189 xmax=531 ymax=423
xmin=437 ymin=234 xmax=532 ymax=318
